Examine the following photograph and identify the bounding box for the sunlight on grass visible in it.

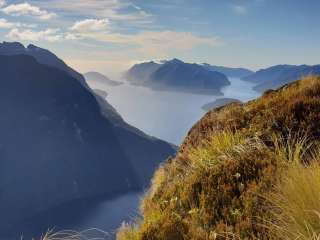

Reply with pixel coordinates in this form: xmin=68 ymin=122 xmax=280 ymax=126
xmin=268 ymin=161 xmax=320 ymax=240
xmin=40 ymin=229 xmax=110 ymax=240
xmin=188 ymin=130 xmax=247 ymax=170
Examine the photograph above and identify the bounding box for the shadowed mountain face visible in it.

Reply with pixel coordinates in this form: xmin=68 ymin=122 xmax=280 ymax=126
xmin=0 ymin=45 xmax=175 ymax=237
xmin=84 ymin=72 xmax=123 ymax=86
xmin=242 ymin=64 xmax=320 ymax=92
xmin=0 ymin=54 xmax=138 ymax=231
xmin=125 ymin=61 xmax=161 ymax=84
xmin=202 ymin=64 xmax=253 ymax=78
xmin=0 ymin=41 xmax=86 ymax=85
xmin=0 ymin=41 xmax=176 ymax=184
xmin=125 ymin=59 xmax=230 ymax=95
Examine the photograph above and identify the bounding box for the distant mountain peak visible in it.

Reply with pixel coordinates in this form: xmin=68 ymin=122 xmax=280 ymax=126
xmin=242 ymin=64 xmax=320 ymax=92
xmin=167 ymin=58 xmax=184 ymax=64
xmin=126 ymin=58 xmax=230 ymax=95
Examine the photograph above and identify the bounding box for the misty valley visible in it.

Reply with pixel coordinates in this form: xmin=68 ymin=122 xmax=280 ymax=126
xmin=0 ymin=2 xmax=319 ymax=239
xmin=87 ymin=77 xmax=260 ymax=145
xmin=1 ymin=41 xmax=320 ymax=240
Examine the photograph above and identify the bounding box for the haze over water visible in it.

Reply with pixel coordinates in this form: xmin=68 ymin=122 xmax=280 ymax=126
xmin=89 ymin=77 xmax=260 ymax=145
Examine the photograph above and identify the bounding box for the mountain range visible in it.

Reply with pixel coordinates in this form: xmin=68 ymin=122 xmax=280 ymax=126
xmin=125 ymin=59 xmax=231 ymax=95
xmin=242 ymin=64 xmax=320 ymax=92
xmin=201 ymin=64 xmax=253 ymax=78
xmin=0 ymin=42 xmax=175 ymax=238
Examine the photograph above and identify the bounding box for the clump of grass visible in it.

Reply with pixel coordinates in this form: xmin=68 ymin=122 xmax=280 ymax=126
xmin=116 ymin=223 xmax=140 ymax=240
xmin=40 ymin=229 xmax=110 ymax=240
xmin=188 ymin=130 xmax=247 ymax=170
xmin=118 ymin=131 xmax=280 ymax=239
xmin=272 ymin=131 xmax=313 ymax=164
xmin=267 ymin=161 xmax=320 ymax=240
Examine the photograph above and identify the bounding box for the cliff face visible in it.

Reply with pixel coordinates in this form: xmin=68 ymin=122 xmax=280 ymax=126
xmin=0 ymin=55 xmax=139 ymax=230
xmin=0 ymin=51 xmax=175 ymax=236
xmin=117 ymin=76 xmax=320 ymax=240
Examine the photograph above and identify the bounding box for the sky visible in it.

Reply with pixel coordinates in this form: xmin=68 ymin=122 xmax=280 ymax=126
xmin=0 ymin=0 xmax=319 ymax=78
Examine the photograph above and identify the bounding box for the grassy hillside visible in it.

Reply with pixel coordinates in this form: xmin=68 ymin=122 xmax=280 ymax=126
xmin=117 ymin=76 xmax=320 ymax=240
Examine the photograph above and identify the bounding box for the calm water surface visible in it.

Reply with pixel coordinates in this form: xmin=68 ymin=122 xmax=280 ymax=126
xmin=89 ymin=78 xmax=260 ymax=145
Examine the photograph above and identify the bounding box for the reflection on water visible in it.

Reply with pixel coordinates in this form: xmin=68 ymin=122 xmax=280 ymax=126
xmin=88 ymin=78 xmax=260 ymax=145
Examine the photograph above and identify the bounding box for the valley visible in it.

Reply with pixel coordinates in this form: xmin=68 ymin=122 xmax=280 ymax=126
xmin=0 ymin=1 xmax=317 ymax=239
xmin=88 ymin=77 xmax=260 ymax=145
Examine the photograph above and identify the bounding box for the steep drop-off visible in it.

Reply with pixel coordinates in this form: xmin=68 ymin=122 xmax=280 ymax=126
xmin=0 ymin=50 xmax=175 ymax=237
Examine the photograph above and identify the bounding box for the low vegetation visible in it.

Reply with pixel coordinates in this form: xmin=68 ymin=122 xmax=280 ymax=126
xmin=117 ymin=76 xmax=320 ymax=240
xmin=268 ymin=161 xmax=320 ymax=240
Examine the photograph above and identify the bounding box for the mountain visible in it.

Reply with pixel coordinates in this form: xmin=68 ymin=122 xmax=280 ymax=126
xmin=201 ymin=97 xmax=241 ymax=111
xmin=0 ymin=54 xmax=137 ymax=234
xmin=125 ymin=61 xmax=161 ymax=85
xmin=84 ymin=71 xmax=123 ymax=86
xmin=0 ymin=45 xmax=175 ymax=237
xmin=126 ymin=59 xmax=230 ymax=95
xmin=0 ymin=41 xmax=86 ymax=86
xmin=242 ymin=64 xmax=320 ymax=92
xmin=202 ymin=63 xmax=253 ymax=78
xmin=117 ymin=76 xmax=320 ymax=240
xmin=0 ymin=42 xmax=175 ymax=184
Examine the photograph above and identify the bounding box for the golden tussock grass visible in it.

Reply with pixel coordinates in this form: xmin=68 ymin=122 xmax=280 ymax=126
xmin=117 ymin=76 xmax=320 ymax=240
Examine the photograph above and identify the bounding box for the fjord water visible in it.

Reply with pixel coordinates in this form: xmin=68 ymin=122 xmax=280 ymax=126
xmin=89 ymin=77 xmax=260 ymax=145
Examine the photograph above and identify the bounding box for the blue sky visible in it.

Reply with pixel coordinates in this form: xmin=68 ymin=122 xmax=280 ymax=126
xmin=0 ymin=0 xmax=319 ymax=78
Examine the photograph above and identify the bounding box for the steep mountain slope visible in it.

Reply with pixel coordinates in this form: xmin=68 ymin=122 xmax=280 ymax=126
xmin=0 ymin=41 xmax=176 ymax=186
xmin=117 ymin=76 xmax=320 ymax=240
xmin=242 ymin=64 xmax=320 ymax=92
xmin=0 ymin=41 xmax=86 ymax=85
xmin=125 ymin=61 xmax=161 ymax=84
xmin=202 ymin=63 xmax=253 ymax=78
xmin=91 ymin=88 xmax=177 ymax=186
xmin=0 ymin=50 xmax=175 ymax=236
xmin=126 ymin=59 xmax=230 ymax=95
xmin=84 ymin=71 xmax=123 ymax=86
xmin=0 ymin=54 xmax=139 ymax=232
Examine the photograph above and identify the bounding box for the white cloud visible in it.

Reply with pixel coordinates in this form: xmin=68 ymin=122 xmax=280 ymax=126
xmin=2 ymin=2 xmax=57 ymax=20
xmin=0 ymin=18 xmax=37 ymax=28
xmin=70 ymin=19 xmax=109 ymax=32
xmin=36 ymin=0 xmax=152 ymax=25
xmin=0 ymin=0 xmax=6 ymax=7
xmin=6 ymin=28 xmax=62 ymax=42
xmin=0 ymin=18 xmax=15 ymax=28
xmin=231 ymin=5 xmax=247 ymax=15
xmin=65 ymin=32 xmax=82 ymax=40
xmin=80 ymin=30 xmax=222 ymax=57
